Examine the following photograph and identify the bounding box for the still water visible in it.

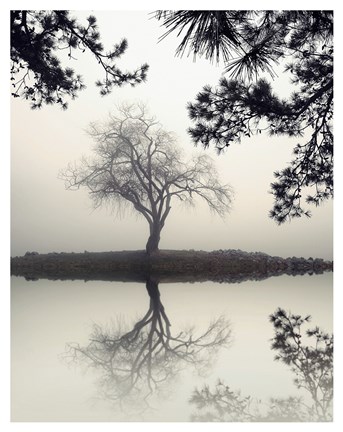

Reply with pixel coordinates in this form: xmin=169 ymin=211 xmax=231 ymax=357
xmin=11 ymin=273 xmax=333 ymax=422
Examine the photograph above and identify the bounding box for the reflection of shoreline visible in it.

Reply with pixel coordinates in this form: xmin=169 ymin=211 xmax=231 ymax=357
xmin=11 ymin=249 xmax=333 ymax=283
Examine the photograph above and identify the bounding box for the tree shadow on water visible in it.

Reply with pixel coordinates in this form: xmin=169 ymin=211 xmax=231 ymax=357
xmin=190 ymin=308 xmax=333 ymax=422
xmin=62 ymin=277 xmax=232 ymax=416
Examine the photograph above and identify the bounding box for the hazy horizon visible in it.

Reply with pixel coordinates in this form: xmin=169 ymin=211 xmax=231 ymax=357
xmin=7 ymin=5 xmax=338 ymax=431
xmin=10 ymin=10 xmax=333 ymax=260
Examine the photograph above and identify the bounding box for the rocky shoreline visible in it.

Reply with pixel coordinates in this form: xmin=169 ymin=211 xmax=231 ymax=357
xmin=10 ymin=249 xmax=333 ymax=284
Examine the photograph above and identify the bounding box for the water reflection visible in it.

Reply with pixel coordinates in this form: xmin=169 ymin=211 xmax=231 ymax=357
xmin=190 ymin=308 xmax=333 ymax=422
xmin=63 ymin=277 xmax=232 ymax=414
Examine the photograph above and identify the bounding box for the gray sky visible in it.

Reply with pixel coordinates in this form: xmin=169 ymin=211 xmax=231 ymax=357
xmin=10 ymin=9 xmax=333 ymax=259
xmin=4 ymin=2 xmax=342 ymax=432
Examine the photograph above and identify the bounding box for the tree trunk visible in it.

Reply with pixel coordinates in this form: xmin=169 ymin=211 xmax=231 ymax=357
xmin=146 ymin=223 xmax=161 ymax=255
xmin=145 ymin=277 xmax=161 ymax=307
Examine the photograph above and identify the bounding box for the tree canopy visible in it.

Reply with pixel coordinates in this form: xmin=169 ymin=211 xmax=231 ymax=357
xmin=60 ymin=104 xmax=233 ymax=254
xmin=155 ymin=11 xmax=333 ymax=223
xmin=11 ymin=10 xmax=149 ymax=109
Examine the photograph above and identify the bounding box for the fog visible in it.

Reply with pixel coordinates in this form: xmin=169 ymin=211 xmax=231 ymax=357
xmin=11 ymin=274 xmax=333 ymax=421
xmin=10 ymin=10 xmax=333 ymax=260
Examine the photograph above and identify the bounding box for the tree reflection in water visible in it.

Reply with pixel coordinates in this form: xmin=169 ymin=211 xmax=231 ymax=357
xmin=64 ymin=277 xmax=232 ymax=414
xmin=190 ymin=308 xmax=333 ymax=422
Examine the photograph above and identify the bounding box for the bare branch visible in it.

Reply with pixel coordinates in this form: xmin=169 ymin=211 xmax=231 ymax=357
xmin=61 ymin=103 xmax=233 ymax=254
xmin=63 ymin=279 xmax=232 ymax=413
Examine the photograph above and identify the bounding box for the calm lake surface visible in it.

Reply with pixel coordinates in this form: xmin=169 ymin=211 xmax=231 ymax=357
xmin=11 ymin=273 xmax=333 ymax=422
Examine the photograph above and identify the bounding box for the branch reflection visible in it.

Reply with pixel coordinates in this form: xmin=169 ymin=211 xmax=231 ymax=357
xmin=64 ymin=277 xmax=232 ymax=414
xmin=190 ymin=308 xmax=333 ymax=422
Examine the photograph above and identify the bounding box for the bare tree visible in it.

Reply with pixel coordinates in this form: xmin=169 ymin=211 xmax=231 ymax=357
xmin=60 ymin=104 xmax=233 ymax=255
xmin=63 ymin=277 xmax=231 ymax=413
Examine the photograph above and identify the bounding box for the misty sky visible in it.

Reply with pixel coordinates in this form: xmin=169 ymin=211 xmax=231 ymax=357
xmin=4 ymin=3 xmax=342 ymax=432
xmin=10 ymin=9 xmax=334 ymax=260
